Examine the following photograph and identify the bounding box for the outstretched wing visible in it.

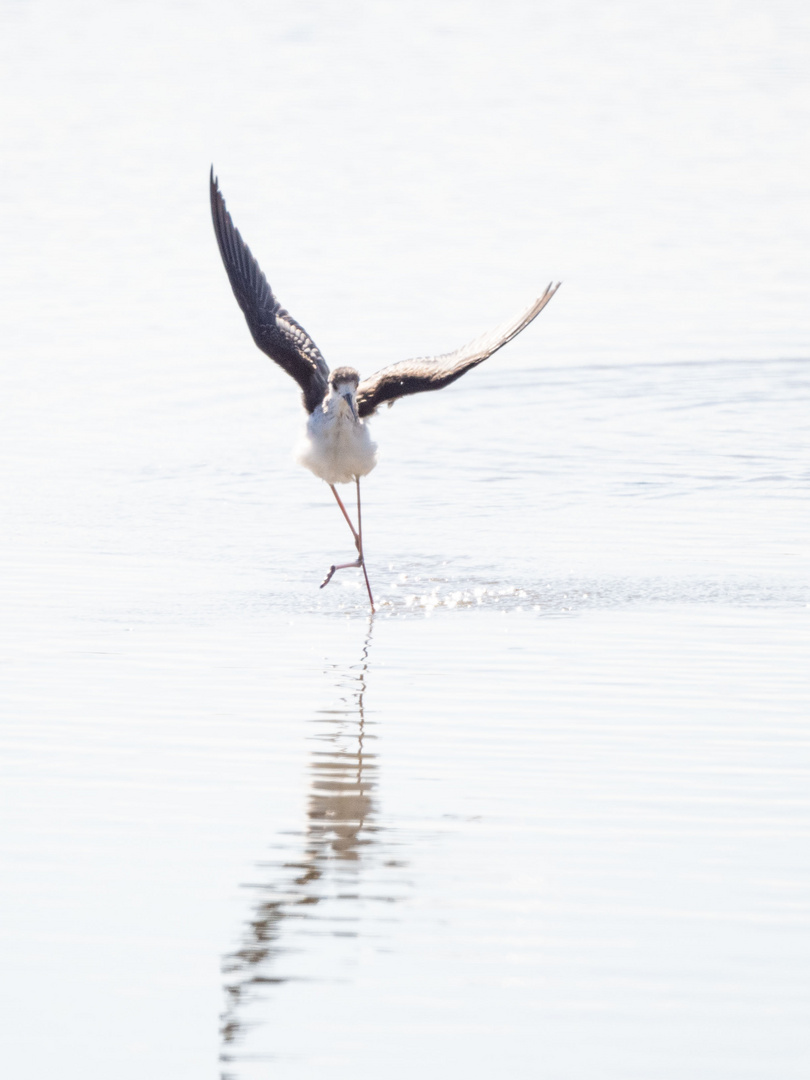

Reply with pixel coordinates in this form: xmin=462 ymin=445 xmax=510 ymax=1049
xmin=210 ymin=168 xmax=329 ymax=414
xmin=355 ymin=283 xmax=560 ymax=418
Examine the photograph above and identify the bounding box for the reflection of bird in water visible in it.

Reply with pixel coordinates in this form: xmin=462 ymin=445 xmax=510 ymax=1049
xmin=210 ymin=168 xmax=561 ymax=610
xmin=220 ymin=625 xmax=397 ymax=1077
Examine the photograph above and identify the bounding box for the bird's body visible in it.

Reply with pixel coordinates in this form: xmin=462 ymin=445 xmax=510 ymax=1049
xmin=298 ymin=371 xmax=378 ymax=485
xmin=209 ymin=167 xmax=560 ymax=611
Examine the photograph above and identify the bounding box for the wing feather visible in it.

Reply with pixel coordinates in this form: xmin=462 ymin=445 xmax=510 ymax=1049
xmin=356 ymin=283 xmax=560 ymax=417
xmin=210 ymin=168 xmax=329 ymax=414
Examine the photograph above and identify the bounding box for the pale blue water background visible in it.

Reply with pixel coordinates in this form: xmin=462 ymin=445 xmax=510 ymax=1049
xmin=2 ymin=1 xmax=810 ymax=1077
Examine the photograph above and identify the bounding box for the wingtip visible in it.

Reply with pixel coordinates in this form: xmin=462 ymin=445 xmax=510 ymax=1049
xmin=539 ymin=281 xmax=562 ymax=305
xmin=531 ymin=281 xmax=561 ymax=313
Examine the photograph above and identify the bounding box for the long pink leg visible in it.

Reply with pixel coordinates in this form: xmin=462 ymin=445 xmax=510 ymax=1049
xmin=355 ymin=477 xmax=375 ymax=612
xmin=319 ymin=480 xmax=375 ymax=613
xmin=329 ymin=484 xmax=361 ymax=551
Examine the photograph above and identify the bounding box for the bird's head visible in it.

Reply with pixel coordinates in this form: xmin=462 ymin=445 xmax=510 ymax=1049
xmin=328 ymin=367 xmax=361 ymax=419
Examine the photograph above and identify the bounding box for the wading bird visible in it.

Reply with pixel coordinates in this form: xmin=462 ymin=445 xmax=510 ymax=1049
xmin=210 ymin=168 xmax=560 ymax=612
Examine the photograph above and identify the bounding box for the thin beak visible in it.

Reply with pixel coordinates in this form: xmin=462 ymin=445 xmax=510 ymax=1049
xmin=344 ymin=393 xmax=358 ymax=420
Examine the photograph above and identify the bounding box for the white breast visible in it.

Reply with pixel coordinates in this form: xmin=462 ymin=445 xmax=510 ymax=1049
xmin=297 ymin=405 xmax=378 ymax=485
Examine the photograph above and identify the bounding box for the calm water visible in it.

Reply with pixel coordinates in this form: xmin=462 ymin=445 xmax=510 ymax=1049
xmin=2 ymin=1 xmax=810 ymax=1077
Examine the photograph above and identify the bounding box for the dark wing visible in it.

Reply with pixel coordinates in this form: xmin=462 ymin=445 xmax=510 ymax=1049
xmin=355 ymin=283 xmax=560 ymax=418
xmin=210 ymin=168 xmax=329 ymax=414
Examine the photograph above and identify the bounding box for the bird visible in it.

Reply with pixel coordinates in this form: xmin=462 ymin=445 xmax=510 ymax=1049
xmin=209 ymin=167 xmax=560 ymax=613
